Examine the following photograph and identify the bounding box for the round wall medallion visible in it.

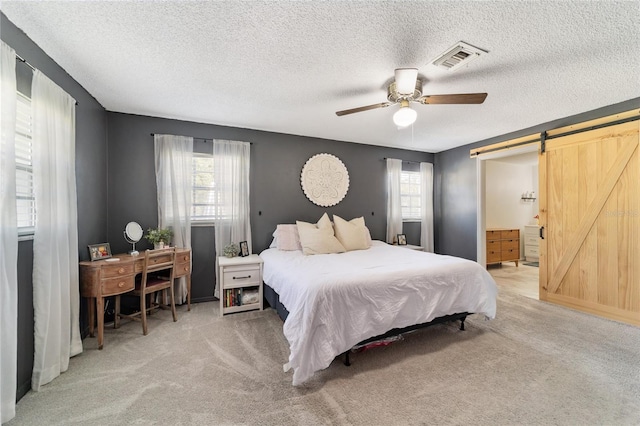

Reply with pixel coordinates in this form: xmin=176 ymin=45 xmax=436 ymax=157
xmin=300 ymin=153 xmax=350 ymax=207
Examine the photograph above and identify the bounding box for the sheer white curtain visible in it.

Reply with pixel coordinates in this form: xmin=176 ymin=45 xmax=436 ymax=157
xmin=154 ymin=134 xmax=193 ymax=303
xmin=1 ymin=41 xmax=18 ymax=424
xmin=31 ymin=70 xmax=82 ymax=392
xmin=420 ymin=162 xmax=434 ymax=252
xmin=386 ymin=158 xmax=403 ymax=244
xmin=213 ymin=140 xmax=251 ymax=298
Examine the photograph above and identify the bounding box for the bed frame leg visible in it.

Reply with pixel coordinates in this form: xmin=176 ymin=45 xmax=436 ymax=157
xmin=344 ymin=351 xmax=351 ymax=366
xmin=459 ymin=317 xmax=466 ymax=331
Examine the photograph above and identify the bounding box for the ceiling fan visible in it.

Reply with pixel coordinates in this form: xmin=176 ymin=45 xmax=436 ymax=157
xmin=335 ymin=68 xmax=487 ymax=127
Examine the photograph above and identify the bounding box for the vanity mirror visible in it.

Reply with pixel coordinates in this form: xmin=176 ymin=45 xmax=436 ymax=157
xmin=124 ymin=221 xmax=143 ymax=255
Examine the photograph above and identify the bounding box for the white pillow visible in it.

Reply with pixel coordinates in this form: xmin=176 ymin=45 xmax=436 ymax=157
xmin=333 ymin=215 xmax=370 ymax=251
xmin=296 ymin=213 xmax=345 ymax=255
xmin=276 ymin=224 xmax=303 ymax=251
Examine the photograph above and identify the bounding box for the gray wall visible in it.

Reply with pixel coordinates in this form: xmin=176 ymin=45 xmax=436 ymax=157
xmin=2 ymin=13 xmax=109 ymax=400
xmin=434 ymin=97 xmax=640 ymax=260
xmin=107 ymin=112 xmax=433 ymax=301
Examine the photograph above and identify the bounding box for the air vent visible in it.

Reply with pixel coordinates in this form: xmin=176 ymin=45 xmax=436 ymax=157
xmin=431 ymin=41 xmax=487 ymax=71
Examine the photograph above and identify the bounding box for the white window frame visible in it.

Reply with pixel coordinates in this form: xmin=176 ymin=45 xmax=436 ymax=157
xmin=191 ymin=152 xmax=216 ymax=224
xmin=400 ymin=170 xmax=421 ymax=221
xmin=16 ymin=91 xmax=35 ymax=239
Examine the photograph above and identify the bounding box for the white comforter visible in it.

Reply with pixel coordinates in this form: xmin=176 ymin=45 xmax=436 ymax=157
xmin=260 ymin=241 xmax=498 ymax=385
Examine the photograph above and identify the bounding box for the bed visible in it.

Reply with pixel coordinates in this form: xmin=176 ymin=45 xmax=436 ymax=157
xmin=261 ymin=237 xmax=498 ymax=386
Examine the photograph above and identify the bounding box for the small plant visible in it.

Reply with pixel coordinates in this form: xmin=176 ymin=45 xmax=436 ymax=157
xmin=145 ymin=227 xmax=173 ymax=245
xmin=223 ymin=242 xmax=239 ymax=258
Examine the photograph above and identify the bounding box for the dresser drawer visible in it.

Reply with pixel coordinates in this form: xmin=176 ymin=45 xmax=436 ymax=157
xmin=525 ymin=246 xmax=540 ymax=257
xmin=487 ymin=251 xmax=502 ymax=263
xmin=223 ymin=265 xmax=261 ymax=288
xmin=501 ymin=230 xmax=519 ymax=239
xmin=486 ymin=230 xmax=502 ymax=241
xmin=102 ymin=263 xmax=134 ymax=278
xmin=487 ymin=241 xmax=501 ymax=252
xmin=502 ymin=239 xmax=519 ymax=250
xmin=501 ymin=248 xmax=520 ymax=260
xmin=101 ymin=275 xmax=134 ymax=295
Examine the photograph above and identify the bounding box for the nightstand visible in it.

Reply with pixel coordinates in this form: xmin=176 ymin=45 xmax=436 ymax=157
xmin=218 ymin=254 xmax=263 ymax=316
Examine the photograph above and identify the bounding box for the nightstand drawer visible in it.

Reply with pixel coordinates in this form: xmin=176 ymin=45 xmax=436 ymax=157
xmin=525 ymin=235 xmax=539 ymax=245
xmin=101 ymin=275 xmax=134 ymax=295
xmin=223 ymin=266 xmax=260 ymax=288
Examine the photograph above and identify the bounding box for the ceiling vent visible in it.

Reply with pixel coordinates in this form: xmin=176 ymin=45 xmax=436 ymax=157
xmin=431 ymin=41 xmax=487 ymax=71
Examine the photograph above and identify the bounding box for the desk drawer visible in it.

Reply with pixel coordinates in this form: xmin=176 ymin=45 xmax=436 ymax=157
xmin=223 ymin=265 xmax=260 ymax=288
xmin=102 ymin=263 xmax=134 ymax=278
xmin=101 ymin=275 xmax=134 ymax=295
xmin=175 ymin=260 xmax=191 ymax=277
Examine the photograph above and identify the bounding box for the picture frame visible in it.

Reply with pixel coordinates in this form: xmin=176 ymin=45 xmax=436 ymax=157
xmin=397 ymin=234 xmax=407 ymax=246
xmin=239 ymin=241 xmax=249 ymax=257
xmin=88 ymin=243 xmax=112 ymax=261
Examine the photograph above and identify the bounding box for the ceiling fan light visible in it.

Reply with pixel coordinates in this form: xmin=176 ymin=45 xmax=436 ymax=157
xmin=395 ymin=68 xmax=419 ymax=95
xmin=393 ymin=104 xmax=417 ymax=127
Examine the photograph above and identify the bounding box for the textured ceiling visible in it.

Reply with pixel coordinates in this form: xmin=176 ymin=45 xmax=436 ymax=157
xmin=2 ymin=1 xmax=639 ymax=153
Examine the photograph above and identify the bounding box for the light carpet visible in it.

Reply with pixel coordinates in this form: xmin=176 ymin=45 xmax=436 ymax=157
xmin=7 ymin=288 xmax=640 ymax=425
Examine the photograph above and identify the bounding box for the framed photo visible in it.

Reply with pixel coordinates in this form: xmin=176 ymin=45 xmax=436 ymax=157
xmin=88 ymin=243 xmax=112 ymax=261
xmin=397 ymin=234 xmax=407 ymax=246
xmin=239 ymin=241 xmax=249 ymax=257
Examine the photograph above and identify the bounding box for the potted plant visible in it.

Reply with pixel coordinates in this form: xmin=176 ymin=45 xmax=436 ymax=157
xmin=145 ymin=227 xmax=173 ymax=249
xmin=223 ymin=242 xmax=239 ymax=258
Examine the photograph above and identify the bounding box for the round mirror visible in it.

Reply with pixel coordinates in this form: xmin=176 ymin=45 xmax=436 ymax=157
xmin=124 ymin=221 xmax=143 ymax=255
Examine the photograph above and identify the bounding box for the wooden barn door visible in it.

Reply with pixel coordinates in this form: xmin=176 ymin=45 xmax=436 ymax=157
xmin=539 ymin=118 xmax=640 ymax=326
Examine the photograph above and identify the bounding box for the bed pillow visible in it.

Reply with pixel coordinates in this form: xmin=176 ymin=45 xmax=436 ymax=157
xmin=296 ymin=213 xmax=346 ymax=255
xmin=276 ymin=224 xmax=303 ymax=251
xmin=333 ymin=215 xmax=370 ymax=251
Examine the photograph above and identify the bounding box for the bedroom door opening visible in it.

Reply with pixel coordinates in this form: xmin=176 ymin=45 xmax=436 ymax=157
xmin=476 ymin=144 xmax=540 ymax=300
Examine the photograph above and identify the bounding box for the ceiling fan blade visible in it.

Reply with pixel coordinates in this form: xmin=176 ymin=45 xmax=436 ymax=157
xmin=417 ymin=93 xmax=488 ymax=105
xmin=335 ymin=102 xmax=393 ymax=116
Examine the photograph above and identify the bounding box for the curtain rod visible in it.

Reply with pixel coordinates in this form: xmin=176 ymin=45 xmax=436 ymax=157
xmin=16 ymin=53 xmax=79 ymax=105
xmin=383 ymin=157 xmax=423 ymax=164
xmin=150 ymin=133 xmax=252 ymax=144
xmin=16 ymin=53 xmax=35 ymax=71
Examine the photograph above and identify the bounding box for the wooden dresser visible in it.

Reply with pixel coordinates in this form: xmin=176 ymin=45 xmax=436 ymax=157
xmin=486 ymin=228 xmax=520 ymax=267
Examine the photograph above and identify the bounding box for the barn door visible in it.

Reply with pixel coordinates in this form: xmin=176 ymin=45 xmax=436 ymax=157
xmin=539 ymin=119 xmax=639 ymax=325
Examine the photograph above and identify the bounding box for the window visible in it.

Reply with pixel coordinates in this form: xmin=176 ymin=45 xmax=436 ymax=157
xmin=192 ymin=153 xmax=215 ymax=222
xmin=15 ymin=92 xmax=35 ymax=236
xmin=400 ymin=170 xmax=421 ymax=220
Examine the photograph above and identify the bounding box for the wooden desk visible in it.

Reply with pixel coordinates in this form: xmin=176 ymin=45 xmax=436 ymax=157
xmin=79 ymin=248 xmax=191 ymax=349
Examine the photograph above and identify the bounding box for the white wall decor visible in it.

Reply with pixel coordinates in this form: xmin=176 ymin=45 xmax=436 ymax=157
xmin=300 ymin=153 xmax=349 ymax=207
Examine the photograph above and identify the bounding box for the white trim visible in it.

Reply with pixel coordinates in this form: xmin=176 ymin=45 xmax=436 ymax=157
xmin=475 ymin=144 xmax=539 ymax=265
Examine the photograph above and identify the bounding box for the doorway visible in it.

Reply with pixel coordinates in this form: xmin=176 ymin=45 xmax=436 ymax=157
xmin=476 ymin=145 xmax=540 ymax=299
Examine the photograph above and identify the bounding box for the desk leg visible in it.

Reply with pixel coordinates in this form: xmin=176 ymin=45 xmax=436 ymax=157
xmin=187 ymin=275 xmax=192 ymax=311
xmin=96 ymin=296 xmax=104 ymax=350
xmin=88 ymin=297 xmax=95 ymax=338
